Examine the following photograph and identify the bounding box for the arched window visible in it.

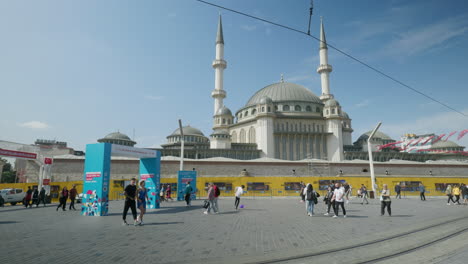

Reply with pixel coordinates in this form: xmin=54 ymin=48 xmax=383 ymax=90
xmin=248 ymin=127 xmax=256 ymax=143
xmin=338 ymin=109 xmax=341 ymax=115
xmin=267 ymin=106 xmax=271 ymax=112
xmin=331 ymin=109 xmax=336 ymax=114
xmin=239 ymin=129 xmax=246 ymax=143
xmin=222 ymin=118 xmax=226 ymax=124
xmin=252 ymin=109 xmax=257 ymax=115
xmin=239 ymin=113 xmax=242 ymax=118
xmin=262 ymin=107 xmax=265 ymax=112
xmin=283 ymin=105 xmax=290 ymax=111
xmin=231 ymin=131 xmax=237 ymax=143
xmin=245 ymin=111 xmax=248 ymax=116
xmin=295 ymin=105 xmax=301 ymax=111
xmin=306 ymin=106 xmax=312 ymax=112
xmin=275 ymin=105 xmax=278 ymax=111
xmin=316 ymin=107 xmax=320 ymax=112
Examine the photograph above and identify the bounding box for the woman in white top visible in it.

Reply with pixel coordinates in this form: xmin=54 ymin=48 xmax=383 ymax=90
xmin=380 ymin=184 xmax=391 ymax=216
xmin=235 ymin=185 xmax=245 ymax=210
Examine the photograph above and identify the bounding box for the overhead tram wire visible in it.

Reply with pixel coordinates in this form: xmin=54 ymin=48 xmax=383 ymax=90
xmin=194 ymin=0 xmax=468 ymax=118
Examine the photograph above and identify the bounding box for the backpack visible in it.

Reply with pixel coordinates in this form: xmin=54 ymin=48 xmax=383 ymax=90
xmin=214 ymin=186 xmax=221 ymax=197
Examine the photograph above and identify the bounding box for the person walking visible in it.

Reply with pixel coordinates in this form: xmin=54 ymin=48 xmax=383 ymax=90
xmin=234 ymin=185 xmax=244 ymax=210
xmin=212 ymin=183 xmax=220 ymax=213
xmin=184 ymin=182 xmax=193 ymax=206
xmin=204 ymin=183 xmax=217 ymax=214
xmin=461 ymin=184 xmax=468 ymax=205
xmin=32 ymin=188 xmax=39 ymax=207
xmin=69 ymin=184 xmax=78 ymax=210
xmin=38 ymin=187 xmax=47 ymax=207
xmin=453 ymin=184 xmax=461 ymax=205
xmin=446 ymin=185 xmax=455 ymax=205
xmin=166 ymin=184 xmax=173 ymax=201
xmin=122 ymin=178 xmax=138 ymax=226
xmin=380 ymin=184 xmax=392 ymax=216
xmin=159 ymin=184 xmax=166 ymax=203
xmin=332 ymin=182 xmax=346 ymax=218
xmin=299 ymin=182 xmax=306 ymax=203
xmin=56 ymin=187 xmax=68 ymax=211
xmin=344 ymin=183 xmax=351 ymax=204
xmin=324 ymin=186 xmax=334 ymax=216
xmin=24 ymin=186 xmax=32 ymax=208
xmin=395 ymin=184 xmax=401 ymax=199
xmin=305 ymin=183 xmax=318 ymax=216
xmin=419 ymin=183 xmax=426 ymax=201
xmin=360 ymin=184 xmax=369 ymax=205
xmin=137 ymin=180 xmax=149 ymax=225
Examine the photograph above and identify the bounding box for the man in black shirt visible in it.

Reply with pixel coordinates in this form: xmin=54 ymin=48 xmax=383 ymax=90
xmin=122 ymin=178 xmax=138 ymax=226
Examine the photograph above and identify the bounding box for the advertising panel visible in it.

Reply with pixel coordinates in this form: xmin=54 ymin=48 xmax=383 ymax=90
xmin=177 ymin=171 xmax=197 ymax=201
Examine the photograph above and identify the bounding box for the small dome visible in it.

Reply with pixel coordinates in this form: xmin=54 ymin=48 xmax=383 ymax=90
xmin=342 ymin=111 xmax=350 ymax=119
xmin=215 ymin=106 xmax=232 ymax=116
xmin=358 ymin=131 xmax=394 ymax=141
xmin=258 ymin=96 xmax=273 ymax=104
xmin=170 ymin=126 xmax=205 ymax=136
xmin=245 ymin=82 xmax=322 ymax=106
xmin=324 ymin=98 xmax=340 ymax=107
xmin=102 ymin=132 xmax=132 ymax=141
xmin=432 ymin=140 xmax=463 ymax=149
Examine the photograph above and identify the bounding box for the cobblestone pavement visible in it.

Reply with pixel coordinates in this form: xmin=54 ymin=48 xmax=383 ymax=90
xmin=1 ymin=196 xmax=467 ymax=264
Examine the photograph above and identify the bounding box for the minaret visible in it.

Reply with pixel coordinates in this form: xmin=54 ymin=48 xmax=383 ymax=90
xmin=317 ymin=17 xmax=333 ymax=101
xmin=211 ymin=15 xmax=227 ymax=115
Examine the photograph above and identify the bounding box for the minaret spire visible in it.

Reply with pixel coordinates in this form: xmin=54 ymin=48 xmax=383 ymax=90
xmin=317 ymin=17 xmax=333 ymax=100
xmin=211 ymin=14 xmax=227 ymax=115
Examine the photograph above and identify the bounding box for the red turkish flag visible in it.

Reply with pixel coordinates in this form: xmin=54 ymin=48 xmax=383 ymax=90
xmin=44 ymin=158 xmax=53 ymax=164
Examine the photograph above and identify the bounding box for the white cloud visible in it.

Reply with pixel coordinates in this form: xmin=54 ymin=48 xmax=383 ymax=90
xmin=355 ymin=99 xmax=370 ymax=108
xmin=382 ymin=109 xmax=468 ymax=148
xmin=385 ymin=15 xmax=468 ymax=56
xmin=144 ymin=95 xmax=164 ymax=101
xmin=19 ymin=121 xmax=49 ymax=129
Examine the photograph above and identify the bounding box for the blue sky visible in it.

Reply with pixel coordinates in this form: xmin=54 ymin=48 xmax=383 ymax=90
xmin=1 ymin=0 xmax=468 ymax=151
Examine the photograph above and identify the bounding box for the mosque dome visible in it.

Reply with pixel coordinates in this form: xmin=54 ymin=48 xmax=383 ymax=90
xmin=170 ymin=126 xmax=205 ymax=136
xmin=342 ymin=111 xmax=350 ymax=119
xmin=258 ymin=96 xmax=273 ymax=104
xmin=215 ymin=106 xmax=232 ymax=116
xmin=98 ymin=132 xmax=136 ymax=146
xmin=324 ymin=98 xmax=340 ymax=107
xmin=245 ymin=82 xmax=322 ymax=106
xmin=358 ymin=131 xmax=394 ymax=141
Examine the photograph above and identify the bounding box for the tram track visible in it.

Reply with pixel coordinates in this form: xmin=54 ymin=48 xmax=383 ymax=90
xmin=249 ymin=215 xmax=468 ymax=264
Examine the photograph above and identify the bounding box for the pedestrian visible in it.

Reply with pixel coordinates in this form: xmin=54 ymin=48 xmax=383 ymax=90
xmin=204 ymin=183 xmax=217 ymax=214
xmin=331 ymin=182 xmax=346 ymax=218
xmin=122 ymin=178 xmax=138 ymax=226
xmin=360 ymin=184 xmax=369 ymax=205
xmin=56 ymin=187 xmax=68 ymax=211
xmin=324 ymin=186 xmax=334 ymax=216
xmin=419 ymin=183 xmax=426 ymax=201
xmin=32 ymin=187 xmax=39 ymax=207
xmin=24 ymin=186 xmax=32 ymax=208
xmin=166 ymin=184 xmax=173 ymax=201
xmin=39 ymin=187 xmax=47 ymax=207
xmin=69 ymin=184 xmax=77 ymax=210
xmin=299 ymin=182 xmax=306 ymax=203
xmin=235 ymin=185 xmax=245 ymax=210
xmin=461 ymin=184 xmax=468 ymax=205
xmin=159 ymin=184 xmax=166 ymax=202
xmin=380 ymin=184 xmax=391 ymax=216
xmin=184 ymin=182 xmax=193 ymax=206
xmin=212 ymin=183 xmax=220 ymax=213
xmin=395 ymin=184 xmax=401 ymax=199
xmin=344 ymin=183 xmax=351 ymax=204
xmin=446 ymin=185 xmax=455 ymax=205
xmin=304 ymin=183 xmax=318 ymax=216
xmin=137 ymin=180 xmax=149 ymax=225
xmin=453 ymin=184 xmax=461 ymax=205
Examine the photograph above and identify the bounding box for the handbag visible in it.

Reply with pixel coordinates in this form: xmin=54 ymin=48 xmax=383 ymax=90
xmin=203 ymin=200 xmax=210 ymax=209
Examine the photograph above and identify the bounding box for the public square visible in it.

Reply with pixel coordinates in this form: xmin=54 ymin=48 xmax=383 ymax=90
xmin=1 ymin=196 xmax=467 ymax=264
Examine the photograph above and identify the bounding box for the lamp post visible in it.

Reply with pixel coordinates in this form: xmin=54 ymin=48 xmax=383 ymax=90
xmin=178 ymin=119 xmax=185 ymax=171
xmin=368 ymin=122 xmax=382 ymax=194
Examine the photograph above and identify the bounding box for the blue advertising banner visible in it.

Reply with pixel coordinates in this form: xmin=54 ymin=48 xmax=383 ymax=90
xmin=177 ymin=171 xmax=197 ymax=201
xmin=139 ymin=152 xmax=161 ymax=209
xmin=81 ymin=143 xmax=111 ymax=216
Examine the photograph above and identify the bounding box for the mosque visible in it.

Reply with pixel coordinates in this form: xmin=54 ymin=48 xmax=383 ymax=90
xmin=98 ymin=16 xmax=466 ymax=163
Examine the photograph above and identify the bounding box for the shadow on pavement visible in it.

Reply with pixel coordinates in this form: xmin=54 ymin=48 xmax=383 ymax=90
xmin=390 ymin=215 xmax=414 ymax=217
xmin=0 ymin=221 xmax=20 ymax=224
xmin=345 ymin=215 xmax=369 ymax=218
xmin=218 ymin=211 xmax=239 ymax=215
xmin=143 ymin=221 xmax=183 ymax=226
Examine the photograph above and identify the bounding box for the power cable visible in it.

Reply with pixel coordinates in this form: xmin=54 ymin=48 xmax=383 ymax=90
xmin=194 ymin=0 xmax=468 ymax=118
